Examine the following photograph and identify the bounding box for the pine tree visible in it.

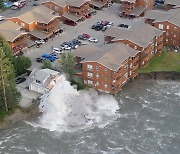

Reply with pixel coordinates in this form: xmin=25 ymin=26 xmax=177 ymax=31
xmin=0 ymin=47 xmax=20 ymax=111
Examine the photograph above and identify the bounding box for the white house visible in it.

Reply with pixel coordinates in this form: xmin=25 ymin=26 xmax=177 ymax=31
xmin=28 ymin=68 xmax=60 ymax=94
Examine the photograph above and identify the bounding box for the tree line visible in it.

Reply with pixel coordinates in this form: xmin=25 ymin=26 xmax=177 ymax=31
xmin=0 ymin=35 xmax=31 ymax=116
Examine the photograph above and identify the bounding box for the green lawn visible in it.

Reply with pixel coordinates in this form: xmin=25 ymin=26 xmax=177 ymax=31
xmin=138 ymin=52 xmax=180 ymax=73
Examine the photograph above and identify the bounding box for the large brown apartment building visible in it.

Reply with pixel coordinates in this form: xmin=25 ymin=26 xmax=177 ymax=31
xmin=0 ymin=20 xmax=29 ymax=55
xmin=9 ymin=5 xmax=62 ymax=41
xmin=41 ymin=0 xmax=98 ymax=26
xmin=104 ymin=24 xmax=164 ymax=68
xmin=74 ymin=43 xmax=139 ymax=94
xmin=145 ymin=8 xmax=180 ymax=47
xmin=119 ymin=0 xmax=155 ymax=18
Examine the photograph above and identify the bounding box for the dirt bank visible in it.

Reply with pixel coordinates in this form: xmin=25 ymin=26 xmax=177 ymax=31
xmin=0 ymin=103 xmax=40 ymax=131
xmin=138 ymin=72 xmax=180 ymax=80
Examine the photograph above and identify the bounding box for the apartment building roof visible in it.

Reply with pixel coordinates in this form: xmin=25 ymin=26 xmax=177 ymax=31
xmin=67 ymin=0 xmax=89 ymax=7
xmin=89 ymin=0 xmax=107 ymax=8
xmin=104 ymin=24 xmax=163 ymax=48
xmin=74 ymin=43 xmax=138 ymax=71
xmin=165 ymin=0 xmax=180 ymax=6
xmin=0 ymin=20 xmax=26 ymax=42
xmin=41 ymin=0 xmax=67 ymax=7
xmin=121 ymin=0 xmax=136 ymax=3
xmin=15 ymin=5 xmax=57 ymax=24
xmin=145 ymin=8 xmax=180 ymax=27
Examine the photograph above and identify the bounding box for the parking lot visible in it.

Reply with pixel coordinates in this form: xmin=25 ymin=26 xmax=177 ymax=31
xmin=24 ymin=3 xmax=145 ymax=70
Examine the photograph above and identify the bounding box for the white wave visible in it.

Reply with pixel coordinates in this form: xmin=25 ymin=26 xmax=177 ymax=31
xmin=31 ymin=75 xmax=119 ymax=132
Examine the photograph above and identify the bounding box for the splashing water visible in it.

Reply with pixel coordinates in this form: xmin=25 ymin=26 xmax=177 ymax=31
xmin=35 ymin=75 xmax=119 ymax=132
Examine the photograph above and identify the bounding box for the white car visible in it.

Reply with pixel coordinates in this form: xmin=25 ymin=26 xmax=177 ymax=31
xmin=88 ymin=38 xmax=98 ymax=43
xmin=0 ymin=16 xmax=4 ymax=21
xmin=35 ymin=40 xmax=45 ymax=44
xmin=53 ymin=48 xmax=62 ymax=54
xmin=64 ymin=45 xmax=71 ymax=50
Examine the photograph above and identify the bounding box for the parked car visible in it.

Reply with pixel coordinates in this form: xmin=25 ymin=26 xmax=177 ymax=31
xmin=102 ymin=26 xmax=108 ymax=31
xmin=88 ymin=38 xmax=98 ymax=43
xmin=49 ymin=53 xmax=59 ymax=59
xmin=70 ymin=42 xmax=78 ymax=49
xmin=61 ymin=44 xmax=71 ymax=50
xmin=72 ymin=39 xmax=81 ymax=45
xmin=53 ymin=47 xmax=62 ymax=54
xmin=0 ymin=16 xmax=4 ymax=21
xmin=35 ymin=39 xmax=45 ymax=44
xmin=95 ymin=25 xmax=103 ymax=31
xmin=36 ymin=57 xmax=47 ymax=62
xmin=91 ymin=25 xmax=96 ymax=29
xmin=16 ymin=77 xmax=26 ymax=84
xmin=42 ymin=54 xmax=56 ymax=62
xmin=118 ymin=24 xmax=125 ymax=27
xmin=78 ymin=35 xmax=88 ymax=40
xmin=83 ymin=33 xmax=90 ymax=39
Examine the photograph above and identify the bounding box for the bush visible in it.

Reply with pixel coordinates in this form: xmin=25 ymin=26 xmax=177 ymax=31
xmin=70 ymin=79 xmax=87 ymax=90
xmin=42 ymin=60 xmax=52 ymax=69
xmin=13 ymin=56 xmax=31 ymax=76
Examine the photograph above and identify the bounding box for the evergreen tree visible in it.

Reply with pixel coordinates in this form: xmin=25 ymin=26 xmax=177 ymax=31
xmin=59 ymin=52 xmax=75 ymax=79
xmin=0 ymin=47 xmax=20 ymax=112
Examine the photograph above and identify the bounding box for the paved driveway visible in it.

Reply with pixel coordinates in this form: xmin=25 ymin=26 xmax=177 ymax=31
xmin=23 ymin=3 xmax=144 ymax=70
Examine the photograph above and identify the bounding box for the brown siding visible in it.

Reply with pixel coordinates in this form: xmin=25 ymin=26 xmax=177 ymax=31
xmin=154 ymin=21 xmax=180 ymax=47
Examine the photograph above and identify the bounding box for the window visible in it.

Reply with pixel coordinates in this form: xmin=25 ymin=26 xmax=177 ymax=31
xmin=87 ymin=72 xmax=93 ymax=78
xmin=104 ymin=68 xmax=108 ymax=72
xmin=96 ymin=73 xmax=99 ymax=79
xmin=130 ymin=63 xmax=133 ymax=68
xmin=96 ymin=82 xmax=99 ymax=87
xmin=36 ymin=80 xmax=41 ymax=84
xmin=129 ymin=71 xmax=132 ymax=76
xmin=134 ymin=46 xmax=137 ymax=49
xmin=151 ymin=51 xmax=154 ymax=55
xmin=166 ymin=39 xmax=168 ymax=42
xmin=124 ymin=73 xmax=128 ymax=79
xmin=167 ymin=25 xmax=169 ymax=29
xmin=104 ymin=76 xmax=108 ymax=81
xmin=104 ymin=84 xmax=107 ymax=89
xmin=87 ymin=80 xmax=93 ymax=85
xmin=174 ymin=34 xmax=176 ymax=37
xmin=173 ymin=40 xmax=176 ymax=44
xmin=166 ymin=32 xmax=169 ymax=36
xmin=96 ymin=66 xmax=99 ymax=71
xmin=87 ymin=64 xmax=92 ymax=70
xmin=174 ymin=26 xmax=177 ymax=29
xmin=21 ymin=23 xmax=25 ymax=27
xmin=84 ymin=80 xmax=87 ymax=84
xmin=124 ymin=65 xmax=128 ymax=69
xmin=158 ymin=24 xmax=163 ymax=30
xmin=142 ymin=61 xmax=145 ymax=65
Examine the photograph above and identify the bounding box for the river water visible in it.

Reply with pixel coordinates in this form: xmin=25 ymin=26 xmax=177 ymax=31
xmin=0 ymin=79 xmax=180 ymax=154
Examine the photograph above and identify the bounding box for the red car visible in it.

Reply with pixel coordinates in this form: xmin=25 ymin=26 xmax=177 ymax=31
xmin=101 ymin=21 xmax=109 ymax=26
xmin=82 ymin=33 xmax=90 ymax=39
xmin=85 ymin=14 xmax=91 ymax=19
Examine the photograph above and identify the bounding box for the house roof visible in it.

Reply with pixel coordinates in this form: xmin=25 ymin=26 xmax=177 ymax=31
xmin=0 ymin=20 xmax=26 ymax=42
xmin=15 ymin=5 xmax=57 ymax=24
xmin=29 ymin=29 xmax=47 ymax=39
xmin=31 ymin=69 xmax=59 ymax=83
xmin=73 ymin=43 xmax=139 ymax=71
xmin=104 ymin=24 xmax=163 ymax=48
xmin=165 ymin=0 xmax=180 ymax=6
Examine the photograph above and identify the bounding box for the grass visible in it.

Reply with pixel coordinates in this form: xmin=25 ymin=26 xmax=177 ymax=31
xmin=138 ymin=51 xmax=180 ymax=73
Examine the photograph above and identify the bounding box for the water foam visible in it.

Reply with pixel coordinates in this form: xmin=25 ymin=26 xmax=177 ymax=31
xmin=35 ymin=75 xmax=119 ymax=132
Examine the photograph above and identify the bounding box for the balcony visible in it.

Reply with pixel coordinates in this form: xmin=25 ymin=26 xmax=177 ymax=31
xmin=36 ymin=20 xmax=59 ymax=31
xmin=69 ymin=4 xmax=89 ymax=14
xmin=112 ymin=78 xmax=122 ymax=87
xmin=11 ymin=37 xmax=27 ymax=48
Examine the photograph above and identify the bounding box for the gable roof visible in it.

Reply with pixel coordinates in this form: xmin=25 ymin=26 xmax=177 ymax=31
xmin=14 ymin=5 xmax=57 ymax=24
xmin=164 ymin=0 xmax=180 ymax=6
xmin=104 ymin=24 xmax=163 ymax=48
xmin=145 ymin=8 xmax=180 ymax=27
xmin=73 ymin=43 xmax=139 ymax=71
xmin=67 ymin=0 xmax=89 ymax=7
xmin=0 ymin=20 xmax=26 ymax=42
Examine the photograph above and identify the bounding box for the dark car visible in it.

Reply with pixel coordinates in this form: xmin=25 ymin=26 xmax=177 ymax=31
xmin=124 ymin=25 xmax=129 ymax=28
xmin=102 ymin=26 xmax=108 ymax=31
xmin=118 ymin=24 xmax=125 ymax=27
xmin=16 ymin=77 xmax=26 ymax=84
xmin=91 ymin=25 xmax=96 ymax=29
xmin=72 ymin=39 xmax=81 ymax=45
xmin=36 ymin=57 xmax=46 ymax=62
